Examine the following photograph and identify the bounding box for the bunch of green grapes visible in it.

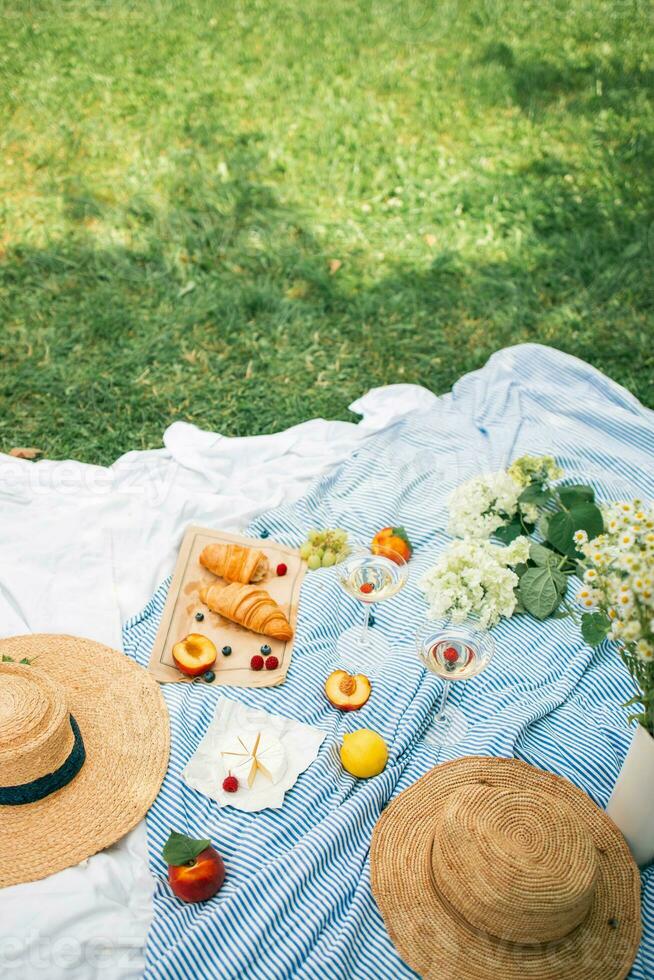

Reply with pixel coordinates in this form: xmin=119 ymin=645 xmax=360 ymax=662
xmin=299 ymin=528 xmax=350 ymax=570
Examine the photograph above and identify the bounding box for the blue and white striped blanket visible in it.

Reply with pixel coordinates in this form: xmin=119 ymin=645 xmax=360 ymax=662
xmin=124 ymin=344 xmax=654 ymax=979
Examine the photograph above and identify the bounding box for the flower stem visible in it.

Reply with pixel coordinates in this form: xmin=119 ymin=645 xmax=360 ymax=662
xmin=562 ymin=597 xmax=580 ymax=624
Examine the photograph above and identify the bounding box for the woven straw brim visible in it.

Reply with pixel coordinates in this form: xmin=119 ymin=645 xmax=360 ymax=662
xmin=0 ymin=635 xmax=169 ymax=888
xmin=371 ymin=757 xmax=641 ymax=980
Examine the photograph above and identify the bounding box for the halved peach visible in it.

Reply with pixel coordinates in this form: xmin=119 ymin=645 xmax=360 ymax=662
xmin=324 ymin=670 xmax=371 ymax=711
xmin=173 ymin=633 xmax=217 ymax=677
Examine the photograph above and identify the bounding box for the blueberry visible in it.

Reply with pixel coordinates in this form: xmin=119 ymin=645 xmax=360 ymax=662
xmin=260 ymin=529 xmax=269 ymax=538
xmin=368 ymin=615 xmax=375 ymax=627
xmin=203 ymin=670 xmax=216 ymax=683
xmin=195 ymin=611 xmax=204 ymax=622
xmin=261 ymin=643 xmax=271 ymax=655
xmin=221 ymin=645 xmax=232 ymax=656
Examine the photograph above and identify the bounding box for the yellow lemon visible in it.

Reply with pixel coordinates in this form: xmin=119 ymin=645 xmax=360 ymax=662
xmin=340 ymin=729 xmax=388 ymax=778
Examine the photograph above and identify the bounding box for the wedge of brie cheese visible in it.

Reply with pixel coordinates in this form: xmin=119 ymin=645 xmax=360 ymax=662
xmin=237 ymin=730 xmax=261 ymax=756
xmin=255 ymin=731 xmax=287 ymax=784
xmin=220 ymin=727 xmax=286 ymax=791
xmin=221 ymin=733 xmax=251 ymax=770
xmin=231 ymin=754 xmax=258 ymax=788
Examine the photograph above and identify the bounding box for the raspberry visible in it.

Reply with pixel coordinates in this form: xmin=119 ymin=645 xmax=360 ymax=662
xmin=265 ymin=655 xmax=279 ymax=671
xmin=222 ymin=775 xmax=238 ymax=793
xmin=443 ymin=647 xmax=458 ymax=664
xmin=276 ymin=562 xmax=288 ymax=576
xmin=360 ymin=582 xmax=374 ymax=594
xmin=250 ymin=655 xmax=264 ymax=671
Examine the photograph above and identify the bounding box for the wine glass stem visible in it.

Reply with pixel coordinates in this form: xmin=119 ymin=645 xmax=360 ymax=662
xmin=436 ymin=679 xmax=451 ymax=721
xmin=361 ymin=603 xmax=371 ymax=646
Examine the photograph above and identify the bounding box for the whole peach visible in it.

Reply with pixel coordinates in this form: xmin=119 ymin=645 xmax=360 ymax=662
xmin=168 ymin=846 xmax=226 ymax=903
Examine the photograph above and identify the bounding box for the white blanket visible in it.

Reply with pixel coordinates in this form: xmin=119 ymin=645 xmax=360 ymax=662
xmin=0 ymin=383 xmax=435 ymax=980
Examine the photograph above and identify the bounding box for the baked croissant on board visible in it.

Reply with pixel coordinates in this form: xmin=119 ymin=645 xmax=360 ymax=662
xmin=199 ymin=543 xmax=269 ymax=584
xmin=200 ymin=582 xmax=293 ymax=641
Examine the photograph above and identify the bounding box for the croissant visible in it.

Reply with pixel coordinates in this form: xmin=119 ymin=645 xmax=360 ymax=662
xmin=199 ymin=543 xmax=269 ymax=584
xmin=200 ymin=582 xmax=293 ymax=641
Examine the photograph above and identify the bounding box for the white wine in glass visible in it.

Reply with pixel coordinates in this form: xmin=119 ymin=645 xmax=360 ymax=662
xmin=416 ymin=621 xmax=495 ymax=746
xmin=336 ymin=547 xmax=408 ymax=669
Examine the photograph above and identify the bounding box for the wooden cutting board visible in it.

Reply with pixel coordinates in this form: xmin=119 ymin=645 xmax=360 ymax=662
xmin=149 ymin=526 xmax=306 ymax=687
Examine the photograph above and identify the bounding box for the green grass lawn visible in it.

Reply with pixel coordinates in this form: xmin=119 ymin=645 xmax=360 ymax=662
xmin=1 ymin=0 xmax=652 ymax=464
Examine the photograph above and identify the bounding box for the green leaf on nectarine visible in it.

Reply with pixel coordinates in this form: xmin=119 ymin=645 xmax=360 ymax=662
xmin=163 ymin=830 xmax=211 ymax=867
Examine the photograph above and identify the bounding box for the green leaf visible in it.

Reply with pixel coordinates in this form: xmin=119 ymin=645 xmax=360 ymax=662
xmin=519 ymin=566 xmax=562 ymax=620
xmin=547 ymin=511 xmax=578 ymax=557
xmin=495 ymin=518 xmax=523 ymax=544
xmin=559 ymin=484 xmax=595 ymax=508
xmin=581 ymin=611 xmax=611 ymax=647
xmin=622 ymin=694 xmax=645 ymax=708
xmin=514 ymin=562 xmax=529 ymax=578
xmin=19 ymin=658 xmax=31 ymax=665
xmin=519 ymin=484 xmax=553 ymax=507
xmin=529 ymin=542 xmax=561 ymax=567
xmin=552 ymin=568 xmax=569 ymax=595
xmin=536 ymin=513 xmax=550 ymax=539
xmin=162 ymin=830 xmax=211 ymax=867
xmin=390 ymin=526 xmax=410 ymax=547
xmin=1 ymin=655 xmax=13 ymax=662
xmin=570 ymin=502 xmax=604 ymax=539
xmin=547 ymin=503 xmax=604 ymax=557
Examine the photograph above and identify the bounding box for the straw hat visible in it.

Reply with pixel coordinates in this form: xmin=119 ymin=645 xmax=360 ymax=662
xmin=371 ymin=757 xmax=641 ymax=980
xmin=0 ymin=634 xmax=169 ymax=888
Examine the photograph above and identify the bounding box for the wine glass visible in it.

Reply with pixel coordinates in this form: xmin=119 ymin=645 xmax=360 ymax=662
xmin=416 ymin=620 xmax=495 ymax=746
xmin=336 ymin=547 xmax=408 ymax=670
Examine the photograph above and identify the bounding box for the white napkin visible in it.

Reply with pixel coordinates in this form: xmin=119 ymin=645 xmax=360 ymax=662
xmin=182 ymin=698 xmax=326 ymax=811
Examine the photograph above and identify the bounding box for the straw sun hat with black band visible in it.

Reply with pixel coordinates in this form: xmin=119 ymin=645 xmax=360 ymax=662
xmin=0 ymin=634 xmax=169 ymax=888
xmin=371 ymin=756 xmax=641 ymax=980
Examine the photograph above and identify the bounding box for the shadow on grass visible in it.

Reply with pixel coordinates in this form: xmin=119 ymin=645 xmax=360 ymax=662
xmin=482 ymin=41 xmax=654 ymax=118
xmin=1 ymin=127 xmax=652 ymax=460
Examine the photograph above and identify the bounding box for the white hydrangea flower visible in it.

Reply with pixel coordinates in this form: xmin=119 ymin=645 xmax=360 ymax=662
xmin=419 ymin=536 xmax=529 ymax=630
xmin=505 ymin=535 xmax=530 ymax=565
xmin=507 ymin=454 xmax=562 ymax=487
xmin=448 ymin=471 xmax=522 ymax=539
xmin=521 ymin=503 xmax=539 ymax=524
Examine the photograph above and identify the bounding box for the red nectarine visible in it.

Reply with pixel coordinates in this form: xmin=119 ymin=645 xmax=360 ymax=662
xmin=168 ymin=846 xmax=226 ymax=903
xmin=371 ymin=526 xmax=412 ymax=563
